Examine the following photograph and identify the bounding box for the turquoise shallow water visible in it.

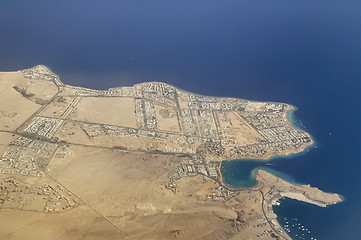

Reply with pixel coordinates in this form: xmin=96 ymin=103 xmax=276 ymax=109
xmin=221 ymin=109 xmax=311 ymax=188
xmin=1 ymin=1 xmax=361 ymax=239
xmin=221 ymin=160 xmax=299 ymax=189
xmin=220 ymin=112 xmax=342 ymax=240
xmin=220 ymin=110 xmax=310 ymax=189
xmin=220 ymin=154 xmax=320 ymax=239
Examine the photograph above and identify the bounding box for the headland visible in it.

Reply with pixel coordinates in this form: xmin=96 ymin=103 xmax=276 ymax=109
xmin=0 ymin=65 xmax=341 ymax=240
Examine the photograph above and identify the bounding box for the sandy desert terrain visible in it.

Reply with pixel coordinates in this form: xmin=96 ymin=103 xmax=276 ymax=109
xmin=0 ymin=66 xmax=342 ymax=240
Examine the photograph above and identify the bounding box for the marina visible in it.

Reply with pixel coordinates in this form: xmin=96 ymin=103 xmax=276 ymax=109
xmin=1 ymin=1 xmax=360 ymax=238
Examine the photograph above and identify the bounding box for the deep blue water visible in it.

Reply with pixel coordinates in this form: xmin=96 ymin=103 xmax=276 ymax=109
xmin=1 ymin=1 xmax=361 ymax=239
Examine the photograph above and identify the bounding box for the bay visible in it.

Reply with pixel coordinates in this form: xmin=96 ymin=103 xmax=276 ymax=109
xmin=1 ymin=1 xmax=361 ymax=239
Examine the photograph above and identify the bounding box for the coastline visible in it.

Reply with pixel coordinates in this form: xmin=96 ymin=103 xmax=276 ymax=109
xmin=256 ymin=169 xmax=342 ymax=240
xmin=219 ymin=105 xmax=315 ymax=163
xmin=13 ymin=65 xmax=297 ymax=112
xmin=219 ymin=106 xmax=316 ymax=189
xmin=19 ymin=66 xmax=320 ymax=239
xmin=216 ymin=107 xmax=335 ymax=240
xmin=1 ymin=66 xmax=339 ymax=240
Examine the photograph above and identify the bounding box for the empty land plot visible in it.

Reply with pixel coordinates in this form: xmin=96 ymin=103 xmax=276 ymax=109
xmin=218 ymin=111 xmax=263 ymax=147
xmin=18 ymin=79 xmax=58 ymax=104
xmin=244 ymin=101 xmax=266 ymax=112
xmin=21 ymin=195 xmax=48 ymax=211
xmin=0 ymin=132 xmax=18 ymax=146
xmin=154 ymin=104 xmax=181 ymax=133
xmin=0 ymin=72 xmax=42 ymax=130
xmin=54 ymin=121 xmax=94 ymax=146
xmin=0 ymin=133 xmax=20 ymax=162
xmin=39 ymin=97 xmax=77 ymax=118
xmin=70 ymin=97 xmax=137 ymax=128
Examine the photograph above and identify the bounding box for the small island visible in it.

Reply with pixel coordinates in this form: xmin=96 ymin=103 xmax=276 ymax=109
xmin=0 ymin=65 xmax=341 ymax=240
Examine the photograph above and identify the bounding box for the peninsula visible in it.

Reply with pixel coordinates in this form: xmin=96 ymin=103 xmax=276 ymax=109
xmin=0 ymin=65 xmax=342 ymax=240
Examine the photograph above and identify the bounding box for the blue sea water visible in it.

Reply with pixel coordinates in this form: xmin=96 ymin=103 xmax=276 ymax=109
xmin=1 ymin=1 xmax=361 ymax=239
